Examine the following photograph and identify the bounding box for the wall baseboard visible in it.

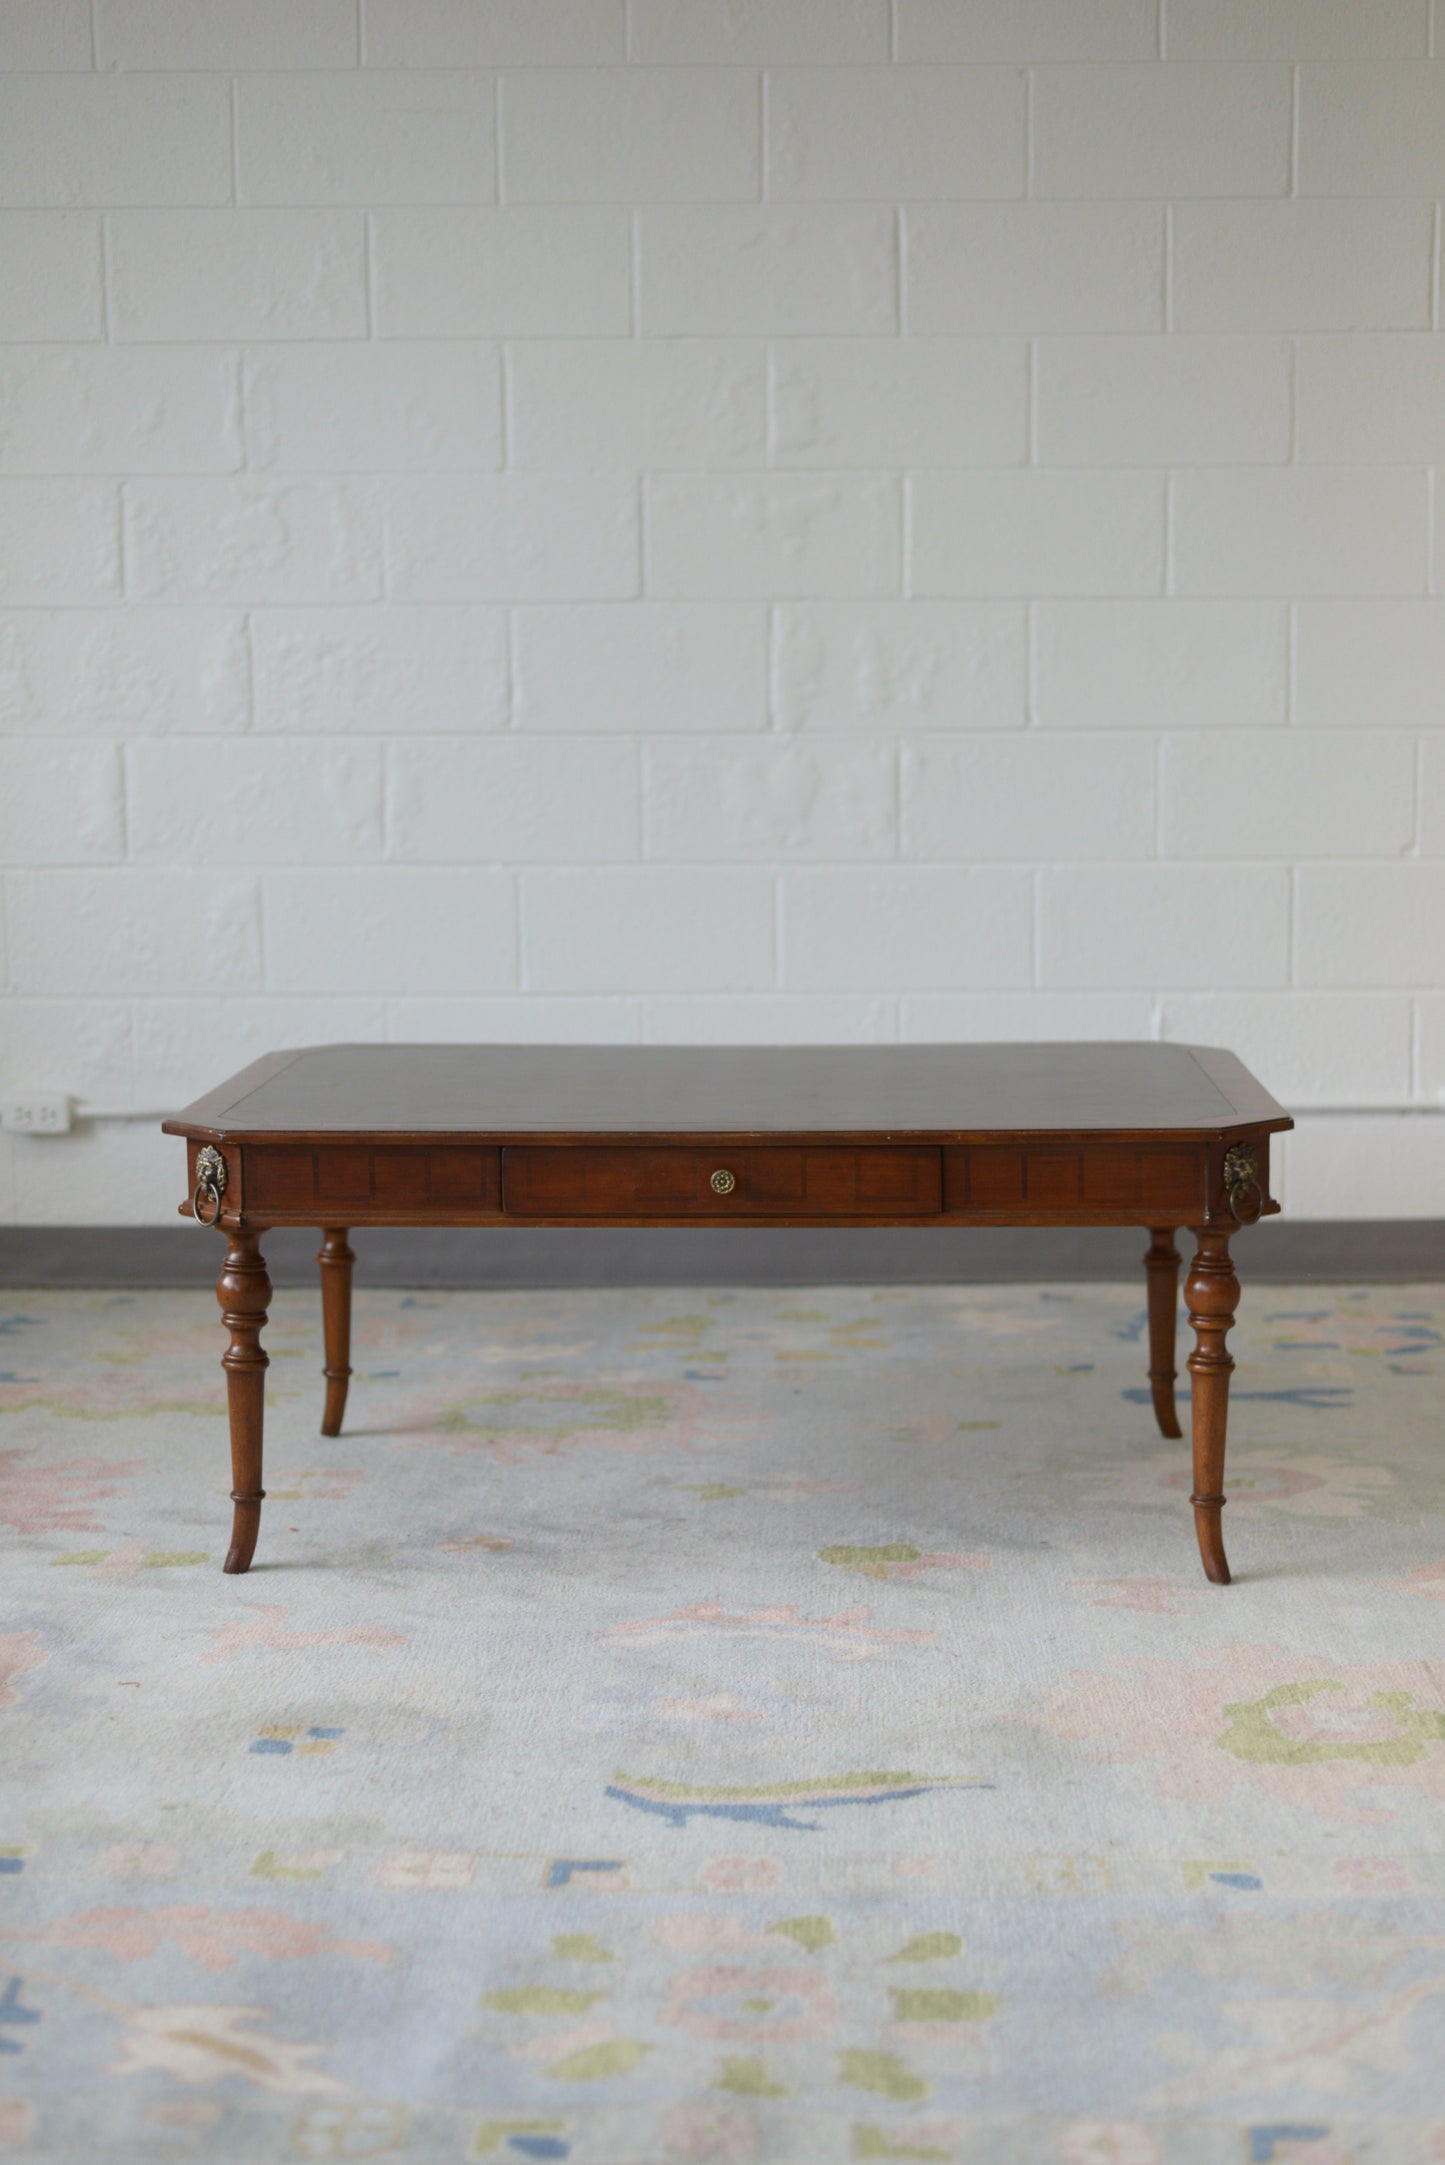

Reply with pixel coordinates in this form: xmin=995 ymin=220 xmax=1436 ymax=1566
xmin=1 ymin=1222 xmax=1441 ymax=1288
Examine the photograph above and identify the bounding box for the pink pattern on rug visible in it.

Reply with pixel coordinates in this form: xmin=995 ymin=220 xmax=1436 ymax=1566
xmin=1068 ymin=1578 xmax=1207 ymax=1615
xmin=1027 ymin=1641 xmax=1445 ymax=1825
xmin=200 ymin=1605 xmax=408 ymax=1665
xmin=0 ymin=1448 xmax=144 ymax=1535
xmin=1377 ymin=1559 xmax=1445 ymax=1602
xmin=602 ymin=1603 xmax=933 ymax=1661
xmin=0 ymin=1629 xmax=46 ymax=1709
xmin=5 ymin=1904 xmax=390 ymax=1972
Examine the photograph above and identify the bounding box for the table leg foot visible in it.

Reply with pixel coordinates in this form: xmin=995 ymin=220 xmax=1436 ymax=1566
xmin=217 ymin=1226 xmax=270 ymax=1575
xmin=1143 ymin=1227 xmax=1182 ymax=1440
xmin=1186 ymin=1225 xmax=1238 ymax=1586
xmin=317 ymin=1227 xmax=355 ymax=1438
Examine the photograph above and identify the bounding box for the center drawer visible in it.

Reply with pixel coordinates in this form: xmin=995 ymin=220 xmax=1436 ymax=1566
xmin=502 ymin=1146 xmax=942 ymax=1218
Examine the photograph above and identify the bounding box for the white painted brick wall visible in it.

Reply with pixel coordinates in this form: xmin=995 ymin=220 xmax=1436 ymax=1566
xmin=1 ymin=4 xmax=1443 ymax=1224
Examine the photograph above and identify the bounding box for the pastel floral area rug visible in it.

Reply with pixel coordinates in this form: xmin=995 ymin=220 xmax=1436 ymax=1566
xmin=3 ymin=1281 xmax=1445 ymax=2163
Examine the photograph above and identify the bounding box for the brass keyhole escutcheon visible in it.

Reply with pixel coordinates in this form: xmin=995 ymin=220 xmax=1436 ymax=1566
xmin=710 ymin=1168 xmax=736 ymax=1196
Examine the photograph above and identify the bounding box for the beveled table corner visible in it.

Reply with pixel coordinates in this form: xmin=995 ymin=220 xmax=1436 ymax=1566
xmin=163 ymin=1042 xmax=1292 ymax=1584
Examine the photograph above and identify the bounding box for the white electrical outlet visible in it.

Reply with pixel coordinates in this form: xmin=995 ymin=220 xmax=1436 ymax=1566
xmin=2 ymin=1094 xmax=73 ymax=1135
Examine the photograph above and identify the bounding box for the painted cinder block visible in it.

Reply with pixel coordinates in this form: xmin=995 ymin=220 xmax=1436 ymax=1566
xmin=364 ymin=0 xmax=625 ymax=66
xmin=237 ymin=72 xmax=496 ymax=207
xmin=0 ymin=213 xmax=102 ymax=340
xmin=773 ymin=601 xmax=1027 ymax=732
xmin=1165 ymin=0 xmax=1427 ymax=60
xmin=0 ymin=742 xmax=125 ymax=865
xmin=383 ymin=995 xmax=642 ymax=1044
xmin=1032 ymin=63 xmax=1290 ymax=197
xmin=124 ymin=478 xmax=383 ymax=605
xmin=766 ymin=67 xmax=1026 ymax=202
xmin=1038 ymin=866 xmax=1290 ymax=988
xmin=901 ymin=734 xmax=1155 ymax=861
xmin=645 ymin=737 xmax=896 ymax=860
xmin=1172 ymin=469 xmax=1428 ymax=597
xmin=0 ymin=480 xmax=121 ymax=605
xmin=0 ymin=1000 xmax=135 ymax=1100
xmin=909 ymin=472 xmax=1164 ymax=598
xmin=0 ymin=74 xmax=231 ymax=207
xmin=372 ymin=208 xmax=631 ymax=337
xmin=1032 ymin=601 xmax=1287 ymax=731
xmin=250 ymin=606 xmax=508 ymax=735
xmin=1160 ymin=731 xmax=1417 ymax=859
xmin=386 ymin=474 xmax=639 ymax=602
xmin=897 ymin=0 xmax=1157 ymax=61
xmin=1171 ymin=200 xmax=1434 ymax=331
xmin=640 ymin=206 xmax=897 ymax=335
xmin=1033 ymin=336 xmax=1291 ymax=466
xmin=127 ymin=739 xmax=386 ymax=865
xmin=501 ymin=69 xmax=759 ymax=203
xmin=900 ymin=990 xmax=1156 ymax=1038
xmin=646 ymin=475 xmax=900 ymax=600
xmin=0 ymin=348 xmax=242 ymax=474
xmin=95 ymin=0 xmax=360 ymax=69
xmin=264 ymin=868 xmax=519 ymax=994
xmin=1295 ymin=866 xmax=1445 ymax=986
xmin=523 ymin=868 xmax=776 ymax=991
xmin=0 ymin=0 xmax=92 ymax=68
xmin=109 ymin=210 xmax=367 ymax=341
xmin=1414 ymin=737 xmax=1445 ymax=858
xmin=641 ymin=993 xmax=895 ymax=1042
xmin=388 ymin=738 xmax=641 ymax=861
xmin=1296 ymin=336 xmax=1445 ymax=465
xmin=11 ymin=1122 xmax=180 ymax=1225
xmin=1281 ymin=1113 xmax=1445 ymax=1218
xmin=1430 ymin=475 xmax=1445 ymax=593
xmin=1298 ymin=61 xmax=1445 ymax=195
xmin=0 ymin=609 xmax=249 ymax=735
xmin=509 ymin=341 xmax=766 ymax=470
xmin=905 ymin=204 xmax=1164 ymax=334
xmin=1294 ymin=601 xmax=1445 ymax=731
xmin=631 ymin=0 xmax=888 ymax=64
xmin=771 ymin=339 xmax=1027 ymax=469
xmin=245 ymin=344 xmax=501 ymax=473
xmin=780 ymin=867 xmax=1034 ymax=990
xmin=1417 ymin=996 xmax=1445 ymax=1103
xmin=4 ymin=870 xmax=263 ymax=996
xmin=513 ymin=604 xmax=768 ymax=734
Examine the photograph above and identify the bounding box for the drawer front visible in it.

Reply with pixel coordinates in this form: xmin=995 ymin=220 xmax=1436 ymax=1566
xmin=943 ymin=1142 xmax=1206 ymax=1215
xmin=503 ymin=1145 xmax=942 ymax=1218
xmin=245 ymin=1144 xmax=501 ymax=1215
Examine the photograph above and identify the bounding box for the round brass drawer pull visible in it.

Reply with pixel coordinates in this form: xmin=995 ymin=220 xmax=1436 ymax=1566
xmin=710 ymin=1168 xmax=737 ymax=1196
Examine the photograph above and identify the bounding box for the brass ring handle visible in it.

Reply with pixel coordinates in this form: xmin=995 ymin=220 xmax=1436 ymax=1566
xmin=1228 ymin=1178 xmax=1264 ymax=1227
xmin=191 ymin=1146 xmax=227 ymax=1228
xmin=710 ymin=1168 xmax=736 ymax=1196
xmin=1222 ymin=1143 xmax=1263 ymax=1228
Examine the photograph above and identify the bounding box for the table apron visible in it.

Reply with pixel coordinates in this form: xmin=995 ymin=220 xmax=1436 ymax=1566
xmin=181 ymin=1135 xmax=1273 ymax=1229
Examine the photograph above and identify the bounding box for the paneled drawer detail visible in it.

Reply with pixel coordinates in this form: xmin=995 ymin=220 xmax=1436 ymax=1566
xmin=944 ymin=1144 xmax=1205 ymax=1214
xmin=245 ymin=1145 xmax=501 ymax=1214
xmin=503 ymin=1146 xmax=942 ymax=1218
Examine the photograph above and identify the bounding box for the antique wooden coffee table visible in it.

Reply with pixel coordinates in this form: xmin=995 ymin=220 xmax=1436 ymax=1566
xmin=165 ymin=1043 xmax=1291 ymax=1584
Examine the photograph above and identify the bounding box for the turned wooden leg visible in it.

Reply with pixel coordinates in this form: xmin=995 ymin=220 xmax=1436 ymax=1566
xmin=217 ymin=1227 xmax=271 ymax=1575
xmin=1185 ymin=1225 xmax=1239 ymax=1586
xmin=317 ymin=1227 xmax=355 ymax=1438
xmin=1143 ymin=1228 xmax=1183 ymax=1440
